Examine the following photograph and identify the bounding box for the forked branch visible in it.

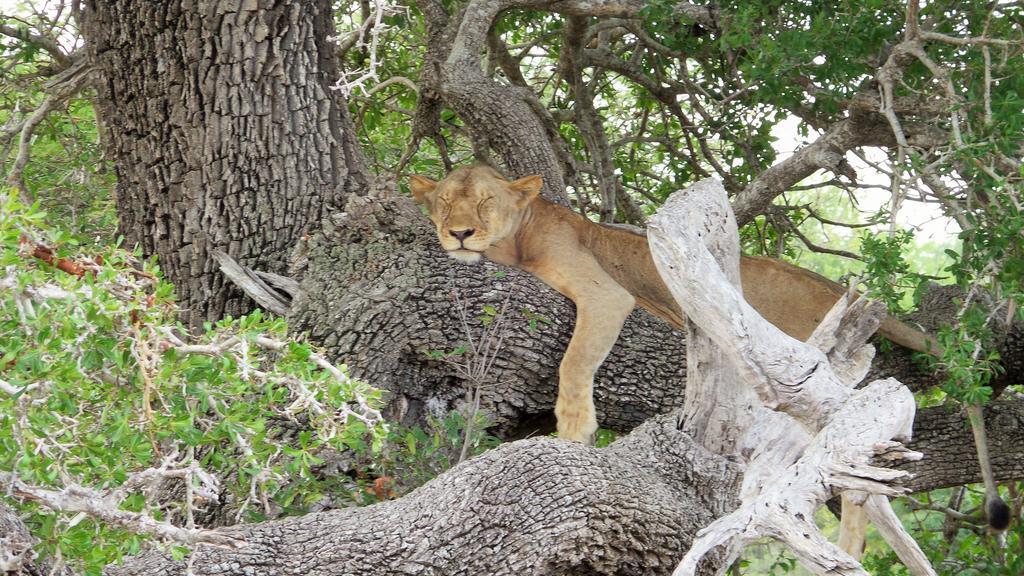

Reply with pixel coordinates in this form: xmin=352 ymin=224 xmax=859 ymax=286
xmin=647 ymin=179 xmax=935 ymax=576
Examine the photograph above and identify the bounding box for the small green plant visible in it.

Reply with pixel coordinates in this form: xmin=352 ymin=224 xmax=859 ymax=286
xmin=522 ymin=308 xmax=552 ymax=332
xmin=353 ymin=411 xmax=502 ymax=502
xmin=593 ymin=428 xmax=618 ymax=448
xmin=858 ymin=229 xmax=925 ymax=315
xmin=432 ymin=278 xmax=525 ymax=464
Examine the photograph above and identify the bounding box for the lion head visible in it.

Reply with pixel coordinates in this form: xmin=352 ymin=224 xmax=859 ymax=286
xmin=409 ymin=165 xmax=542 ymax=263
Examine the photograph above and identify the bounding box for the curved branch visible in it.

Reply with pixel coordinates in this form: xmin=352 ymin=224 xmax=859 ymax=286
xmin=364 ymin=76 xmax=419 ymax=97
xmin=561 ymin=16 xmax=618 ymax=221
xmin=0 ymin=22 xmax=72 ymax=68
xmin=438 ymin=0 xmax=569 ymax=200
xmin=731 ymin=119 xmax=867 ymax=226
xmin=6 ymin=59 xmax=93 ymax=200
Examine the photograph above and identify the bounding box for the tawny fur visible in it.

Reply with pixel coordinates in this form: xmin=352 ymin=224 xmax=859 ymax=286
xmin=411 ymin=165 xmax=935 ymax=443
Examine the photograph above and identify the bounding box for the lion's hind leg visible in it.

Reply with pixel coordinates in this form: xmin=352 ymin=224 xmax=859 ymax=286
xmin=837 ymin=493 xmax=868 ymax=559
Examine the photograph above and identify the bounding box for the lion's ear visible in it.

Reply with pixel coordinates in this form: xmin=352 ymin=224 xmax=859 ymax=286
xmin=508 ymin=175 xmax=542 ymax=208
xmin=409 ymin=175 xmax=438 ymax=205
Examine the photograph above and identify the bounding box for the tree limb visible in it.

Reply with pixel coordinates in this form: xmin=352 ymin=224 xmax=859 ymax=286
xmin=105 ymin=416 xmax=741 ymax=576
xmin=0 ymin=22 xmax=72 ymax=68
xmin=436 ymin=0 xmax=569 ymax=201
xmin=6 ymin=59 xmax=92 ymax=200
xmin=0 ymin=471 xmax=245 ymax=549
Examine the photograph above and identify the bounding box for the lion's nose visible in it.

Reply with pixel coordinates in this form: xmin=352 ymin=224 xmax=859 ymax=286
xmin=449 ymin=229 xmax=476 ymax=241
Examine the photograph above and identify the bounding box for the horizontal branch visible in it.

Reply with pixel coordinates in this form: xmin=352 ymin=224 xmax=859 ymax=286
xmin=105 ymin=415 xmax=741 ymax=576
xmin=0 ymin=471 xmax=244 ymax=549
xmin=920 ymin=31 xmax=1020 ymax=47
xmin=731 ymin=120 xmax=863 ymax=226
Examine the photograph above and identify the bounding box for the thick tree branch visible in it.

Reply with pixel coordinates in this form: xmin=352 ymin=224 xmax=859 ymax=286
xmin=731 ymin=119 xmax=865 ymax=226
xmin=106 ymin=415 xmax=740 ymax=576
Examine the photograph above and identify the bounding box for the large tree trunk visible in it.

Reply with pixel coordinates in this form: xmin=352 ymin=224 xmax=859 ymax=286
xmin=81 ymin=0 xmax=367 ymax=327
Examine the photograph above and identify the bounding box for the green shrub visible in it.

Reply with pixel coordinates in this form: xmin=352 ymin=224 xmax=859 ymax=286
xmin=0 ymin=192 xmax=386 ymax=574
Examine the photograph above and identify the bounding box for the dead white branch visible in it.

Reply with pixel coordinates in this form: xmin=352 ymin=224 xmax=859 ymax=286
xmin=647 ymin=178 xmax=935 ymax=576
xmin=211 ymin=249 xmax=296 ymax=316
xmin=332 ymin=0 xmax=407 ymax=97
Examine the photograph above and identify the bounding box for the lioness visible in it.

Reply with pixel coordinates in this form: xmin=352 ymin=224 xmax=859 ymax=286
xmin=411 ymin=164 xmax=933 ymax=443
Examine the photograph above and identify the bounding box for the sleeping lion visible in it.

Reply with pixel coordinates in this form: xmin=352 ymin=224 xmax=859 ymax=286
xmin=410 ymin=164 xmax=933 ymax=444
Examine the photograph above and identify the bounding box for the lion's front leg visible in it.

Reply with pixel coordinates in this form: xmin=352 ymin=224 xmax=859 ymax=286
xmin=522 ymin=227 xmax=637 ymax=445
xmin=555 ymin=289 xmax=636 ymax=444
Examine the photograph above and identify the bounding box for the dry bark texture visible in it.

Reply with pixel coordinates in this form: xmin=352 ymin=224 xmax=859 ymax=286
xmin=0 ymin=501 xmax=37 ymax=574
xmin=902 ymin=397 xmax=1024 ymax=492
xmin=107 ymin=414 xmax=739 ymax=576
xmin=288 ymin=186 xmax=687 ymax=437
xmin=82 ymin=0 xmax=366 ymax=327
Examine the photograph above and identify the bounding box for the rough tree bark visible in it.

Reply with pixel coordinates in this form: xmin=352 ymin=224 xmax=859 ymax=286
xmin=0 ymin=502 xmax=37 ymax=574
xmin=81 ymin=0 xmax=367 ymax=327
xmin=105 ymin=415 xmax=739 ymax=576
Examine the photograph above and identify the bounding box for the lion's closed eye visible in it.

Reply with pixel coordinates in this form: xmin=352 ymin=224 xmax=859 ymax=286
xmin=438 ymin=198 xmax=453 ymax=218
xmin=477 ymin=197 xmax=494 ymax=221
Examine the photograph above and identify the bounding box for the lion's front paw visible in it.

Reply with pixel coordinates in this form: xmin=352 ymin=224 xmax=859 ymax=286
xmin=555 ymin=400 xmax=597 ymax=445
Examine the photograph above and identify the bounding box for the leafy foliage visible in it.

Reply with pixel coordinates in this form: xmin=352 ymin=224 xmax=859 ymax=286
xmin=0 ymin=194 xmax=386 ymax=574
xmin=356 ymin=411 xmax=502 ymax=502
